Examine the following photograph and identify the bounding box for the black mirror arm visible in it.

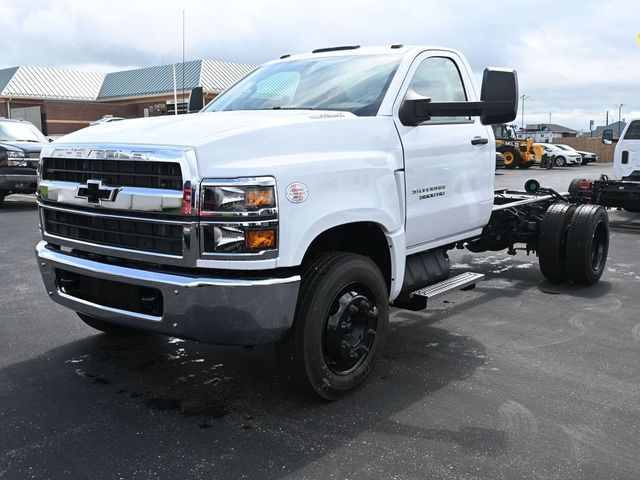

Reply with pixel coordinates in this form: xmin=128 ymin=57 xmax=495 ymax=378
xmin=400 ymin=98 xmax=516 ymax=126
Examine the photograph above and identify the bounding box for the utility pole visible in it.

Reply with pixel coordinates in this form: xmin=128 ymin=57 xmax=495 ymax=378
xmin=521 ymin=95 xmax=528 ymax=132
xmin=616 ymin=104 xmax=624 ymax=137
xmin=172 ymin=64 xmax=178 ymax=115
xmin=182 ymin=10 xmax=185 ymax=106
xmin=606 ymin=111 xmax=609 ymax=126
xmin=549 ymin=112 xmax=551 ymax=124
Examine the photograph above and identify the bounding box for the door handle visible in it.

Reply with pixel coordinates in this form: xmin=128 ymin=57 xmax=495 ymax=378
xmin=471 ymin=137 xmax=489 ymax=145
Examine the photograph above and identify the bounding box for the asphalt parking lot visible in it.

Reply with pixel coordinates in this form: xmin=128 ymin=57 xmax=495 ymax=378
xmin=1 ymin=164 xmax=639 ymax=480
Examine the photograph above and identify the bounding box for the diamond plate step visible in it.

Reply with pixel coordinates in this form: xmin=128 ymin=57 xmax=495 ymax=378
xmin=411 ymin=272 xmax=485 ymax=300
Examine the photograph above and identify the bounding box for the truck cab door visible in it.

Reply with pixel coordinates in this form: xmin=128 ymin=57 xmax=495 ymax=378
xmin=615 ymin=120 xmax=640 ymax=180
xmin=394 ymin=51 xmax=494 ymax=251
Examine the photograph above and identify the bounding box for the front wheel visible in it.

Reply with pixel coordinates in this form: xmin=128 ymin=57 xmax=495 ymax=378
xmin=500 ymin=146 xmax=521 ymax=170
xmin=554 ymin=156 xmax=566 ymax=167
xmin=276 ymin=252 xmax=389 ymax=400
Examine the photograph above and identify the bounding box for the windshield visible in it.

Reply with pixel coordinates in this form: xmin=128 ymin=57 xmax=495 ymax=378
xmin=623 ymin=120 xmax=640 ymax=140
xmin=205 ymin=55 xmax=402 ymax=116
xmin=556 ymin=145 xmax=577 ymax=152
xmin=0 ymin=122 xmax=47 ymax=143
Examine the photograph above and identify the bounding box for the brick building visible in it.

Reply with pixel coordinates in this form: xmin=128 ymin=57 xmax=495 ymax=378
xmin=0 ymin=60 xmax=255 ymax=136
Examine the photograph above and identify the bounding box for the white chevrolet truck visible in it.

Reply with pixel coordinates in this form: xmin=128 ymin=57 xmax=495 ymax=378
xmin=35 ymin=45 xmax=610 ymax=399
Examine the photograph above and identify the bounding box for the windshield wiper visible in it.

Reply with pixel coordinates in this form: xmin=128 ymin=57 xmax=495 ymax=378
xmin=16 ymin=139 xmax=40 ymax=143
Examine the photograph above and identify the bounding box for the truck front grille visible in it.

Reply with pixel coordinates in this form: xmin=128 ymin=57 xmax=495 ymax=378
xmin=41 ymin=157 xmax=183 ymax=190
xmin=43 ymin=209 xmax=183 ymax=256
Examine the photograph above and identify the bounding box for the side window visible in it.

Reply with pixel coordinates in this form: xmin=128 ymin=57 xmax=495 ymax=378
xmin=623 ymin=120 xmax=640 ymax=140
xmin=408 ymin=56 xmax=468 ymax=122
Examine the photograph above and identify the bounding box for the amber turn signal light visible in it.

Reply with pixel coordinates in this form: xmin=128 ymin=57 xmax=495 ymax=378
xmin=245 ymin=187 xmax=275 ymax=209
xmin=246 ymin=228 xmax=277 ymax=250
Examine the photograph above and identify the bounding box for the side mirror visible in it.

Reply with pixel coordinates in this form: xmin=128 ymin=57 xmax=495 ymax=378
xmin=399 ymin=67 xmax=518 ymax=126
xmin=602 ymin=128 xmax=614 ymax=144
xmin=188 ymin=87 xmax=204 ymax=113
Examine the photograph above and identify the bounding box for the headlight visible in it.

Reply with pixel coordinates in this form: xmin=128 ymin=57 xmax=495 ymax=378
xmin=6 ymin=151 xmax=27 ymax=167
xmin=199 ymin=177 xmax=278 ymax=256
xmin=202 ymin=185 xmax=275 ymax=214
xmin=202 ymin=223 xmax=277 ymax=253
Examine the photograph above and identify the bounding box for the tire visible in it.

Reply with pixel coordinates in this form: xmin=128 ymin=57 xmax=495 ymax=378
xmin=568 ymin=178 xmax=583 ymax=197
xmin=499 ymin=146 xmax=521 ymax=170
xmin=565 ymin=205 xmax=609 ymax=285
xmin=77 ymin=313 xmax=145 ymax=336
xmin=276 ymin=252 xmax=389 ymax=400
xmin=519 ymin=161 xmax=533 ymax=169
xmin=581 ymin=158 xmax=589 ymax=166
xmin=554 ymin=156 xmax=566 ymax=167
xmin=0 ymin=190 xmax=6 ymax=207
xmin=538 ymin=203 xmax=577 ymax=283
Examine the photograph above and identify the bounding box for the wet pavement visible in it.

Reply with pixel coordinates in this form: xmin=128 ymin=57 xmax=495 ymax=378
xmin=1 ymin=165 xmax=640 ymax=479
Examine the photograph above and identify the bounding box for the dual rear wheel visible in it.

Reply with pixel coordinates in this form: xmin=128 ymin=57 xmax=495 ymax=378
xmin=538 ymin=203 xmax=609 ymax=285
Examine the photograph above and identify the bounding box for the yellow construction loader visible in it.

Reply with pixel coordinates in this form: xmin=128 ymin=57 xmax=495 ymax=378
xmin=492 ymin=124 xmax=543 ymax=169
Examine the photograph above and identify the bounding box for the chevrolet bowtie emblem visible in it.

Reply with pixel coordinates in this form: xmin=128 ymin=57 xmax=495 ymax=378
xmin=75 ymin=180 xmax=119 ymax=204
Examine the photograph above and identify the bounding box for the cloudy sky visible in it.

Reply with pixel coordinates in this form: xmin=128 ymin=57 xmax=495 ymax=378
xmin=1 ymin=0 xmax=638 ymax=130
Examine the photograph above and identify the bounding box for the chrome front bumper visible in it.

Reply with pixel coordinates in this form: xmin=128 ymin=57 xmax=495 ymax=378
xmin=35 ymin=241 xmax=300 ymax=345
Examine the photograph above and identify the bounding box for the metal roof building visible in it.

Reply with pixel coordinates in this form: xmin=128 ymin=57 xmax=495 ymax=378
xmin=0 ymin=59 xmax=255 ymax=102
xmin=0 ymin=59 xmax=256 ymax=135
xmin=97 ymin=60 xmax=255 ymax=101
xmin=0 ymin=66 xmax=105 ymax=101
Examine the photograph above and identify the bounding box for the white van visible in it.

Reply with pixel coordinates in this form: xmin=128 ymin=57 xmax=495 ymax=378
xmin=614 ymin=119 xmax=640 ymax=180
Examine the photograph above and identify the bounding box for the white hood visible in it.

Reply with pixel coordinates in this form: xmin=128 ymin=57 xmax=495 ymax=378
xmin=56 ymin=110 xmax=357 ymax=148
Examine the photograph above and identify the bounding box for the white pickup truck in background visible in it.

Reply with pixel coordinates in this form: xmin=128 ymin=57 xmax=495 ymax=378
xmin=35 ymin=45 xmax=610 ymax=399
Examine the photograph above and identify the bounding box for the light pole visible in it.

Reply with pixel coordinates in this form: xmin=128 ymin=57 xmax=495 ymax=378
xmin=521 ymin=95 xmax=529 ymax=133
xmin=616 ymin=104 xmax=624 ymax=137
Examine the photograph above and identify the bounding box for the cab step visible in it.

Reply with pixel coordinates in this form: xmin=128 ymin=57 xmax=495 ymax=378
xmin=412 ymin=272 xmax=485 ymax=300
xmin=392 ymin=272 xmax=485 ymax=311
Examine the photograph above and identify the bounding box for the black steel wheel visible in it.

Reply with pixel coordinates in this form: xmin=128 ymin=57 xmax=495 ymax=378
xmin=323 ymin=287 xmax=379 ymax=375
xmin=565 ymin=204 xmax=609 ymax=285
xmin=77 ymin=313 xmax=145 ymax=336
xmin=538 ymin=203 xmax=577 ymax=283
xmin=276 ymin=251 xmax=389 ymax=400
